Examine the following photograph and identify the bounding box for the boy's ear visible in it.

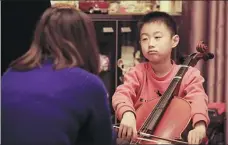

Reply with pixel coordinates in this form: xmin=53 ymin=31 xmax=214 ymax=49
xmin=172 ymin=35 xmax=180 ymax=48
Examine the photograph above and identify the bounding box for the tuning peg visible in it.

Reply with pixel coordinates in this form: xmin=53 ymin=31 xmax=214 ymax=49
xmin=196 ymin=41 xmax=208 ymax=53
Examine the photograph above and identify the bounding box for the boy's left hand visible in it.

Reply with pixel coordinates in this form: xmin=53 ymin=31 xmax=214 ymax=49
xmin=188 ymin=121 xmax=206 ymax=144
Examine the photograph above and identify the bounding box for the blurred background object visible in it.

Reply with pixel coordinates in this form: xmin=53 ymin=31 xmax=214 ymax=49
xmin=50 ymin=0 xmax=79 ymax=9
xmin=100 ymin=54 xmax=110 ymax=72
xmin=78 ymin=0 xmax=109 ymax=14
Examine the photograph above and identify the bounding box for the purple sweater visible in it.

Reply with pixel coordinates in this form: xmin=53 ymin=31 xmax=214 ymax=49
xmin=2 ymin=61 xmax=115 ymax=145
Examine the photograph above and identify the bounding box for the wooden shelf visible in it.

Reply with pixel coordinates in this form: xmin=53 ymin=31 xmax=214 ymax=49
xmin=89 ymin=12 xmax=182 ymax=21
xmin=108 ymin=12 xmax=182 ymax=16
xmin=89 ymin=14 xmax=143 ymax=21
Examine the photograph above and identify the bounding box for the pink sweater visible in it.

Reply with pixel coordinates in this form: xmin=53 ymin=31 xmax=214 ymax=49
xmin=112 ymin=62 xmax=210 ymax=128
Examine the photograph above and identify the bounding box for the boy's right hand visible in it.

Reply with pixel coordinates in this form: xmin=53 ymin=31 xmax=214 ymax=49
xmin=118 ymin=111 xmax=137 ymax=141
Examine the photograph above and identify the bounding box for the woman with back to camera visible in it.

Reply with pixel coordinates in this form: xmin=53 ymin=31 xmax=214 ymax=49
xmin=2 ymin=5 xmax=114 ymax=145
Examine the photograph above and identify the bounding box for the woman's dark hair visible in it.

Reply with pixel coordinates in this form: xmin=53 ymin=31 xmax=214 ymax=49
xmin=10 ymin=5 xmax=100 ymax=74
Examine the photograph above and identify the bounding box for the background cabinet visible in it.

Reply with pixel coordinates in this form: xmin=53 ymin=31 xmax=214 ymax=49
xmin=94 ymin=21 xmax=117 ymax=101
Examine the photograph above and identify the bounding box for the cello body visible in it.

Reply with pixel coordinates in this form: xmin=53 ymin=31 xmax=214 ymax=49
xmin=135 ymin=97 xmax=192 ymax=144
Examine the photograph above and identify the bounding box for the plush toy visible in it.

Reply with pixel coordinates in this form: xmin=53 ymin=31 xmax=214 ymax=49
xmin=117 ymin=47 xmax=143 ymax=82
xmin=108 ymin=2 xmax=120 ymax=14
xmin=99 ymin=54 xmax=110 ymax=72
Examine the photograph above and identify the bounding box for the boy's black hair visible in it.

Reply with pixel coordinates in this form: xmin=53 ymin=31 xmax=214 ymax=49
xmin=138 ymin=11 xmax=177 ymax=36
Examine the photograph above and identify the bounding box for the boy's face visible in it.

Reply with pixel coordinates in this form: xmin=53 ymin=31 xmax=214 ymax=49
xmin=140 ymin=22 xmax=179 ymax=64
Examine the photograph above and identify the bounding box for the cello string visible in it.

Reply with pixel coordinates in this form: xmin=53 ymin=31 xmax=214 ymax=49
xmin=135 ymin=92 xmax=170 ymax=144
xmin=140 ymin=82 xmax=176 ymax=131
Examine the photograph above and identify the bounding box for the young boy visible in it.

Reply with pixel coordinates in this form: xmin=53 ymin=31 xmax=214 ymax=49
xmin=112 ymin=11 xmax=209 ymax=144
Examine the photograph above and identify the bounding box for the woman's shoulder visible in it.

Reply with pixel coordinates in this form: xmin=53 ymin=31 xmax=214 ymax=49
xmin=68 ymin=67 xmax=101 ymax=80
xmin=67 ymin=67 xmax=106 ymax=89
xmin=68 ymin=67 xmax=108 ymax=98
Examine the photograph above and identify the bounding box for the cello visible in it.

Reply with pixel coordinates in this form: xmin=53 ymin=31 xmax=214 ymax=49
xmin=114 ymin=41 xmax=214 ymax=144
